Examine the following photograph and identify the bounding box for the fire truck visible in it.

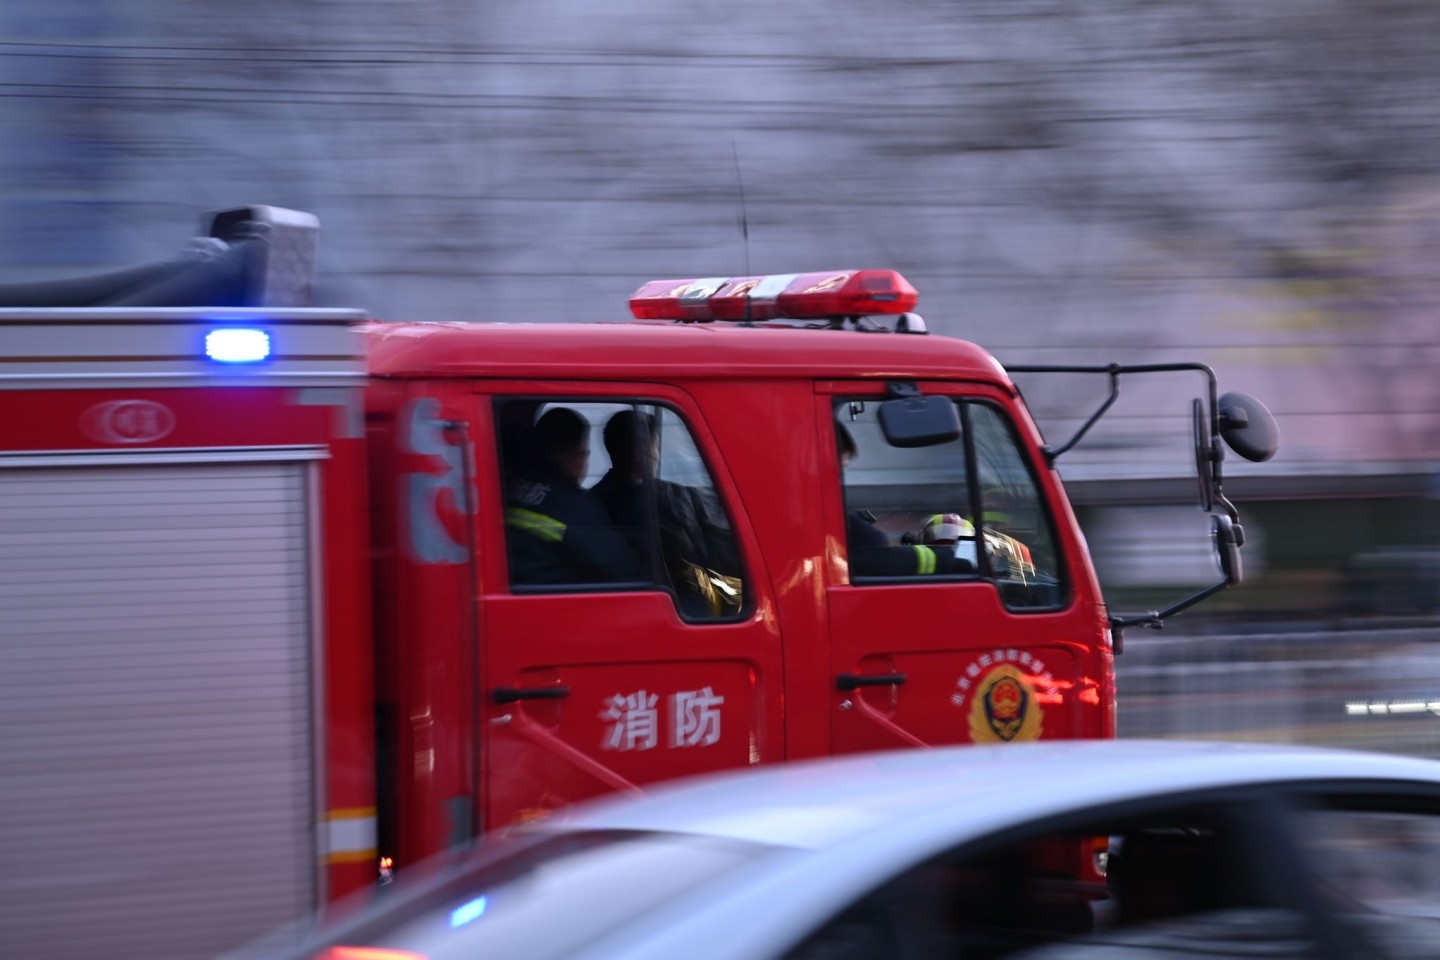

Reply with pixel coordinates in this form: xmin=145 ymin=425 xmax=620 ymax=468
xmin=0 ymin=208 xmax=1277 ymax=959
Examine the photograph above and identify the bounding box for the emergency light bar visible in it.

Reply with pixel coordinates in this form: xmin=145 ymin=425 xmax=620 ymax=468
xmin=629 ymin=269 xmax=918 ymax=322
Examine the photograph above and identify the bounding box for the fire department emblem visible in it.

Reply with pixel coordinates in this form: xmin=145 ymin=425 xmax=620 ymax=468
xmin=970 ymin=666 xmax=1040 ymax=742
xmin=80 ymin=399 xmax=176 ymax=445
xmin=950 ymin=649 xmax=1056 ymax=744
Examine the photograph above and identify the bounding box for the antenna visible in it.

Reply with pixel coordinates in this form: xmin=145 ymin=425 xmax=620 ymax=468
xmin=732 ymin=140 xmax=753 ymax=323
xmin=731 ymin=140 xmax=752 ymax=279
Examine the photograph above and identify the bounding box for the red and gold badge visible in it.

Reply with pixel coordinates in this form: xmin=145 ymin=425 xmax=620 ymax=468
xmin=950 ymin=649 xmax=1057 ymax=743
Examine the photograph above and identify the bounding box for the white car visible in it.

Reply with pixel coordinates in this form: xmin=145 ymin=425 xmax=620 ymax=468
xmin=254 ymin=741 xmax=1440 ymax=960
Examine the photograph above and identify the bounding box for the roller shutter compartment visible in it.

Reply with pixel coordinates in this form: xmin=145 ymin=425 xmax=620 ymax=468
xmin=0 ymin=460 xmax=317 ymax=960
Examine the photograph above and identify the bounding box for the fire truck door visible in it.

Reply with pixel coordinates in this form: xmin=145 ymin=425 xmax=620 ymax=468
xmin=821 ymin=385 xmax=1098 ymax=751
xmin=478 ymin=390 xmax=781 ymax=827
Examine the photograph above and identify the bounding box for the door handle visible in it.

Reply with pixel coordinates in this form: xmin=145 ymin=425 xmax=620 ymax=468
xmin=493 ymin=685 xmax=572 ymax=705
xmin=835 ymin=673 xmax=908 ymax=691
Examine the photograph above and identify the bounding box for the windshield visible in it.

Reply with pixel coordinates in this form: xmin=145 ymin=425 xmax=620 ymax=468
xmin=300 ymin=830 xmax=776 ymax=960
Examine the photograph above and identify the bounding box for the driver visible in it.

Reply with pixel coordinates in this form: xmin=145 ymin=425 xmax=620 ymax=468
xmin=837 ymin=424 xmax=974 ymax=578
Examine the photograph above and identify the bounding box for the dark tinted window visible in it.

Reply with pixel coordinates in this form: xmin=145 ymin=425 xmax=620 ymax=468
xmin=1294 ymin=798 xmax=1440 ymax=958
xmin=787 ymin=798 xmax=1320 ymax=960
xmin=498 ymin=398 xmax=745 ymax=620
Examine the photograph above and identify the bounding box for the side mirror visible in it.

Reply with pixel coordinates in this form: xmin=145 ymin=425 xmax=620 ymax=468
xmin=1213 ymin=514 xmax=1242 ymax=586
xmin=1191 ymin=398 xmax=1217 ymax=512
xmin=1217 ymin=392 xmax=1279 ymax=463
xmin=878 ymin=395 xmax=961 ymax=448
xmin=1194 ymin=392 xmax=1279 ymax=512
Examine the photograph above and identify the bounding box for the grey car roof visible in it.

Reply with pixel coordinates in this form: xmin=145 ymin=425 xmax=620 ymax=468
xmin=547 ymin=740 xmax=1440 ymax=849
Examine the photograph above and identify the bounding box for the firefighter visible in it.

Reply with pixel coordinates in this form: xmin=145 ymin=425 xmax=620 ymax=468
xmin=505 ymin=406 xmax=643 ymax=585
xmin=837 ymin=423 xmax=972 ymax=578
xmin=591 ymin=409 xmax=743 ymax=616
xmin=919 ymin=512 xmax=975 ymax=545
xmin=917 ymin=512 xmax=972 ymax=549
xmin=916 ymin=513 xmax=981 ymax=573
xmin=589 ymin=409 xmax=660 ymax=537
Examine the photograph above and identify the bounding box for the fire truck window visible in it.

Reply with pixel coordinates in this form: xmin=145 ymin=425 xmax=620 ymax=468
xmin=648 ymin=408 xmax=745 ymax=620
xmin=497 ymin=398 xmax=744 ymax=620
xmin=835 ymin=399 xmax=1067 ymax=608
xmin=967 ymin=404 xmax=1067 ymax=610
xmin=837 ymin=400 xmax=975 ymax=581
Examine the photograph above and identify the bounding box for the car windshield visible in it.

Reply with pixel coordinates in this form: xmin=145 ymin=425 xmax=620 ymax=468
xmin=305 ymin=830 xmax=777 ymax=960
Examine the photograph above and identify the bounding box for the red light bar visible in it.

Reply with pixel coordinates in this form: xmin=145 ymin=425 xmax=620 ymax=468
xmin=629 ymin=269 xmax=918 ymax=322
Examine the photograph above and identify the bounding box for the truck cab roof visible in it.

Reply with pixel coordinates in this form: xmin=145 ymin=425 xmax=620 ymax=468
xmin=363 ymin=319 xmax=1012 ymax=384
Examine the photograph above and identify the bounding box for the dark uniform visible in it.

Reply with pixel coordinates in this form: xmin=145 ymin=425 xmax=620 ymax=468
xmin=591 ymin=469 xmax=744 ymax=615
xmin=506 ymin=463 xmax=643 ymax=586
xmin=588 ymin=469 xmax=646 ymax=538
xmin=847 ymin=512 xmax=973 ymax=578
xmin=593 ymin=472 xmax=739 ymax=572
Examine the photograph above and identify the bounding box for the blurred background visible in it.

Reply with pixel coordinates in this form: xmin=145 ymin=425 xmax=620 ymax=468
xmin=3 ymin=1 xmax=1439 ymax=753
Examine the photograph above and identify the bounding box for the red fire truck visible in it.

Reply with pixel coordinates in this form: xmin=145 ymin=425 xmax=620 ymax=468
xmin=0 ymin=208 xmax=1277 ymax=958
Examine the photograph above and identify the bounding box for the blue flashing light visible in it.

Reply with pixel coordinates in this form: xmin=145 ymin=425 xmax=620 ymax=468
xmin=449 ymin=896 xmax=488 ymax=928
xmin=205 ymin=328 xmax=272 ymax=363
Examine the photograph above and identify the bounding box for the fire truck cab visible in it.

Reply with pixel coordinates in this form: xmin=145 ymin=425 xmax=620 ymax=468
xmin=364 ymin=296 xmax=1116 ymax=866
xmin=0 ymin=208 xmax=1275 ymax=959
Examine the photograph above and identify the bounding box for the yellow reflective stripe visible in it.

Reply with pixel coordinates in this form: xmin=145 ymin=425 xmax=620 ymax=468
xmin=328 ymin=849 xmax=380 ymax=865
xmin=913 ymin=544 xmax=936 ymax=575
xmin=505 ymin=507 xmax=566 ymax=543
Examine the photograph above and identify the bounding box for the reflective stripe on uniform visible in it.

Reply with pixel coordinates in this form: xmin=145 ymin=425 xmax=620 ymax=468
xmin=505 ymin=507 xmax=567 ymax=543
xmin=912 ymin=544 xmax=936 ymax=575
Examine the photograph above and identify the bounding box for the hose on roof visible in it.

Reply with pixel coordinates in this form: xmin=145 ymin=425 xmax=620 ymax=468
xmin=0 ymin=227 xmax=268 ymax=308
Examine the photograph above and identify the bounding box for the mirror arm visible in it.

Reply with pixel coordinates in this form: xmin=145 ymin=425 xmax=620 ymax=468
xmin=1040 ymin=364 xmax=1122 ymax=463
xmin=885 ymin=380 xmax=920 ymax=399
xmin=1109 ymin=578 xmax=1230 ymax=633
xmin=1213 ymin=490 xmax=1240 ymax=528
xmin=1007 ymin=361 xmax=1219 ymax=464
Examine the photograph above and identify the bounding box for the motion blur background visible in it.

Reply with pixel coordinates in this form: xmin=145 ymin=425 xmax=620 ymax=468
xmin=4 ymin=1 xmax=1439 ymax=753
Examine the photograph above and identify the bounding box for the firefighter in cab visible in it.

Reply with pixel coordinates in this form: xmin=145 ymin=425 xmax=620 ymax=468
xmin=837 ymin=423 xmax=975 ymax=578
xmin=504 ymin=406 xmax=643 ymax=585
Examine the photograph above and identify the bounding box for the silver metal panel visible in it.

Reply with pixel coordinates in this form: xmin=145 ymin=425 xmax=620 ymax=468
xmin=0 ymin=445 xmax=329 ymax=469
xmin=1 ymin=321 xmax=363 ymax=357
xmin=0 ymin=307 xmax=368 ymax=389
xmin=0 ymin=460 xmax=317 ymax=960
xmin=0 ymin=307 xmax=367 ymax=323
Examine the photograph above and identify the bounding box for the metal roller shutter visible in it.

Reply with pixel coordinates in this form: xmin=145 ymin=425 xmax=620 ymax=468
xmin=0 ymin=459 xmax=317 ymax=960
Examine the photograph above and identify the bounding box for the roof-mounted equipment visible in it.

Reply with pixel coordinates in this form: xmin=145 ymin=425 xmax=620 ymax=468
xmin=0 ymin=204 xmax=317 ymax=309
xmin=629 ymin=269 xmax=923 ymax=331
